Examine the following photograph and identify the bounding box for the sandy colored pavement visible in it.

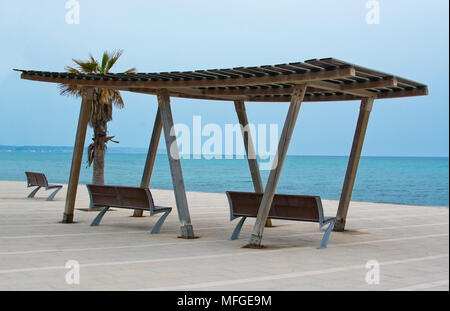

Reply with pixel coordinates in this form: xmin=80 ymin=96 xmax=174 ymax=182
xmin=0 ymin=180 xmax=448 ymax=291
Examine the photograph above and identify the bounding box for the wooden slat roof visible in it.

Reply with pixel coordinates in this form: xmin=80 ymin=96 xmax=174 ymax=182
xmin=15 ymin=58 xmax=427 ymax=102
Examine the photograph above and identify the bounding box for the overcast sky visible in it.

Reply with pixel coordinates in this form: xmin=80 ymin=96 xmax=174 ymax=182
xmin=0 ymin=0 xmax=448 ymax=156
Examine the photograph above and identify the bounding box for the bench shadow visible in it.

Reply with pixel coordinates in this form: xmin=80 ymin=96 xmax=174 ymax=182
xmin=242 ymin=242 xmax=309 ymax=250
xmin=337 ymin=229 xmax=370 ymax=235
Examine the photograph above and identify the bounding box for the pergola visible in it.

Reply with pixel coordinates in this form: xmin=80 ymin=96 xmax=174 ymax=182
xmin=16 ymin=57 xmax=427 ymax=247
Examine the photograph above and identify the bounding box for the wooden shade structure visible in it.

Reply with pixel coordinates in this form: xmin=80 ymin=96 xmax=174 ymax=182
xmin=16 ymin=57 xmax=427 ymax=245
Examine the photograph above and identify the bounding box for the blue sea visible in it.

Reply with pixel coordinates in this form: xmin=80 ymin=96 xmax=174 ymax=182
xmin=0 ymin=146 xmax=448 ymax=207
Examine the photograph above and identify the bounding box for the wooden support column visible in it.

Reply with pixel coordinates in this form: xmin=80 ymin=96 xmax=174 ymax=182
xmin=133 ymin=108 xmax=163 ymax=217
xmin=62 ymin=88 xmax=94 ymax=223
xmin=234 ymin=100 xmax=272 ymax=227
xmin=246 ymin=84 xmax=308 ymax=247
xmin=157 ymin=89 xmax=195 ymax=238
xmin=334 ymin=97 xmax=374 ymax=231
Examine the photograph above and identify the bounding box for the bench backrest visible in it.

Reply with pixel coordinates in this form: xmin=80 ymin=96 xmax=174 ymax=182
xmin=226 ymin=191 xmax=323 ymax=222
xmin=86 ymin=184 xmax=154 ymax=210
xmin=25 ymin=172 xmax=49 ymax=187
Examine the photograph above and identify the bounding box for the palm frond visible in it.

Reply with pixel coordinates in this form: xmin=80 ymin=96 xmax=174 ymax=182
xmin=105 ymin=49 xmax=123 ymax=73
xmin=59 ymin=83 xmax=83 ymax=97
xmin=123 ymin=67 xmax=137 ymax=74
xmin=88 ymin=54 xmax=99 ymax=72
xmin=65 ymin=66 xmax=80 ymax=74
xmin=100 ymin=52 xmax=109 ymax=73
xmin=110 ymin=90 xmax=124 ymax=108
xmin=72 ymin=58 xmax=97 ymax=73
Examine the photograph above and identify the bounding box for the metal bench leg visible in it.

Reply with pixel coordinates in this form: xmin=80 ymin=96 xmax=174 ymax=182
xmin=27 ymin=186 xmax=41 ymax=198
xmin=46 ymin=187 xmax=62 ymax=201
xmin=318 ymin=219 xmax=336 ymax=249
xmin=230 ymin=217 xmax=247 ymax=240
xmin=90 ymin=207 xmax=110 ymax=226
xmin=150 ymin=209 xmax=171 ymax=234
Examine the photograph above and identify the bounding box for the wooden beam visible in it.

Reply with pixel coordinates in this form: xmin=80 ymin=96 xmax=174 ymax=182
xmin=62 ymin=89 xmax=93 ymax=223
xmin=157 ymin=89 xmax=195 ymax=238
xmin=197 ymin=77 xmax=397 ymax=97
xmin=245 ymin=84 xmax=308 ymax=247
xmin=342 ymin=77 xmax=397 ymax=90
xmin=234 ymin=100 xmax=272 ymax=227
xmin=308 ymin=80 xmax=377 ymax=97
xmin=133 ymin=108 xmax=163 ymax=217
xmin=334 ymin=97 xmax=374 ymax=231
xmin=247 ymin=94 xmax=360 ymax=102
xmin=20 ymin=67 xmax=355 ymax=89
xmin=125 ymin=86 xmax=427 ymax=102
xmin=375 ymin=87 xmax=428 ymax=99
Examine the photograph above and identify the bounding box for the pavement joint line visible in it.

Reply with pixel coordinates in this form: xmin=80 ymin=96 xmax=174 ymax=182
xmin=0 ymin=233 xmax=447 ymax=275
xmin=0 ymin=222 xmax=448 ymax=255
xmin=0 ymin=225 xmax=229 ymax=239
xmin=1 ymin=215 xmax=448 ymax=239
xmin=135 ymin=254 xmax=450 ymax=291
xmin=0 ymin=211 xmax=448 ymax=227
xmin=278 ymin=222 xmax=449 ymax=238
xmin=388 ymin=279 xmax=449 ymax=291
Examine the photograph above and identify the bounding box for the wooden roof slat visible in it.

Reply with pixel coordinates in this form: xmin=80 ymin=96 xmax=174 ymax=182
xmin=303 ymin=59 xmax=338 ymax=70
xmin=230 ymin=67 xmax=267 ymax=77
xmin=193 ymin=70 xmax=226 ymax=79
xmin=273 ymin=64 xmax=308 ymax=73
xmin=15 ymin=58 xmax=427 ymax=102
xmin=321 ymin=57 xmax=427 ymax=88
xmin=206 ymin=69 xmax=243 ymax=78
xmin=166 ymin=71 xmax=207 ymax=80
xmin=261 ymin=65 xmax=295 ymax=75
xmin=22 ymin=68 xmax=354 ymax=88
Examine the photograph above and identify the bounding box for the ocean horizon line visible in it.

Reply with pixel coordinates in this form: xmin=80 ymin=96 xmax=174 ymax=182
xmin=0 ymin=145 xmax=448 ymax=159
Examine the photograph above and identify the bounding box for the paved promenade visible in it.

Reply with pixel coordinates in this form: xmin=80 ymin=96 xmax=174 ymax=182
xmin=0 ymin=181 xmax=448 ymax=291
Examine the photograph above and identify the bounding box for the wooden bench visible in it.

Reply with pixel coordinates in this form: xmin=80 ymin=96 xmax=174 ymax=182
xmin=226 ymin=191 xmax=336 ymax=249
xmin=25 ymin=171 xmax=63 ymax=201
xmin=86 ymin=184 xmax=172 ymax=234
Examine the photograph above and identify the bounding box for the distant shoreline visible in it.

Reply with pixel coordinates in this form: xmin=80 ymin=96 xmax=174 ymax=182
xmin=0 ymin=145 xmax=448 ymax=158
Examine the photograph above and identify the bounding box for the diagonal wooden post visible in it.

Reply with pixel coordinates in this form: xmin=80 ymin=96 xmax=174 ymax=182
xmin=334 ymin=97 xmax=374 ymax=231
xmin=245 ymin=84 xmax=308 ymax=247
xmin=234 ymin=100 xmax=272 ymax=227
xmin=133 ymin=108 xmax=163 ymax=217
xmin=157 ymin=89 xmax=195 ymax=238
xmin=62 ymin=88 xmax=94 ymax=223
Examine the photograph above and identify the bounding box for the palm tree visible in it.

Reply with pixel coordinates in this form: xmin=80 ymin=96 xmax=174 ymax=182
xmin=60 ymin=50 xmax=136 ymax=185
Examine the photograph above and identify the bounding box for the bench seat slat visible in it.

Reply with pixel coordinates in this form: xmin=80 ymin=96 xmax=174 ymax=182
xmin=227 ymin=191 xmax=322 ymax=222
xmin=25 ymin=171 xmax=63 ymax=201
xmin=86 ymin=184 xmax=173 ymax=234
xmin=226 ymin=191 xmax=336 ymax=248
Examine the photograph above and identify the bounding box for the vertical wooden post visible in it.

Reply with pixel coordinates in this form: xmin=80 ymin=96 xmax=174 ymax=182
xmin=234 ymin=100 xmax=272 ymax=227
xmin=334 ymin=97 xmax=374 ymax=231
xmin=133 ymin=108 xmax=163 ymax=217
xmin=246 ymin=84 xmax=307 ymax=247
xmin=157 ymin=89 xmax=195 ymax=238
xmin=62 ymin=88 xmax=93 ymax=223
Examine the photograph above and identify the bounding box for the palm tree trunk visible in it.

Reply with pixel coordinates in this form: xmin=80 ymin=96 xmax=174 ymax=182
xmin=92 ymin=122 xmax=107 ymax=185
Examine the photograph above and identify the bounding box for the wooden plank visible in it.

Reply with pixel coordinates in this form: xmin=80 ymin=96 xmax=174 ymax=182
xmin=245 ymin=84 xmax=308 ymax=247
xmin=20 ymin=67 xmax=356 ymax=89
xmin=126 ymin=87 xmax=361 ymax=102
xmin=374 ymin=87 xmax=428 ymax=99
xmin=62 ymin=89 xmax=94 ymax=223
xmin=334 ymin=97 xmax=374 ymax=231
xmin=133 ymin=108 xmax=163 ymax=217
xmin=234 ymin=100 xmax=272 ymax=227
xmin=247 ymin=94 xmax=360 ymax=102
xmin=308 ymin=80 xmax=377 ymax=97
xmin=157 ymin=89 xmax=195 ymax=238
xmin=197 ymin=77 xmax=397 ymax=97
